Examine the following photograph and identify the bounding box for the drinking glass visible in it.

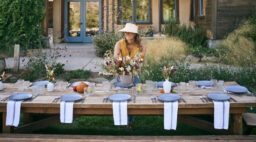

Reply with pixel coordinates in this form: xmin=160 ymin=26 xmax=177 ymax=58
xmin=88 ymin=83 xmax=96 ymax=96
xmin=17 ymin=79 xmax=25 ymax=92
xmin=136 ymin=83 xmax=143 ymax=95
xmin=103 ymin=81 xmax=111 ymax=92
xmin=38 ymin=85 xmax=45 ymax=95
xmin=32 ymin=86 xmax=39 ymax=96
xmin=217 ymin=80 xmax=224 ymax=91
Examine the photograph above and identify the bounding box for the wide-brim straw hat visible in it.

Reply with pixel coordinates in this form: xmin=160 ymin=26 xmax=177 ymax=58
xmin=119 ymin=23 xmax=138 ymax=34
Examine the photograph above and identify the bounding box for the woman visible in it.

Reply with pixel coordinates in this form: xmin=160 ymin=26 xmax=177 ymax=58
xmin=114 ymin=23 xmax=146 ymax=85
xmin=114 ymin=23 xmax=146 ymax=128
xmin=114 ymin=23 xmax=146 ymax=60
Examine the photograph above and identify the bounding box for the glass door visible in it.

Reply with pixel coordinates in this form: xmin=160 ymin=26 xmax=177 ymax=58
xmin=64 ymin=0 xmax=101 ymax=42
xmin=84 ymin=0 xmax=100 ymax=42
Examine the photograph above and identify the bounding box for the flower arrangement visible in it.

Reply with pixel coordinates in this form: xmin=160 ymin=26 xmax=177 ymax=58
xmin=101 ymin=50 xmax=144 ymax=76
xmin=45 ymin=65 xmax=56 ymax=82
xmin=0 ymin=72 xmax=7 ymax=81
xmin=162 ymin=65 xmax=177 ymax=80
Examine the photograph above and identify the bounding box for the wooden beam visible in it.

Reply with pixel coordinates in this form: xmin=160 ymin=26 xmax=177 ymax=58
xmin=13 ymin=115 xmax=60 ymax=133
xmin=2 ymin=112 xmax=13 ymax=133
xmin=211 ymin=0 xmax=217 ymax=39
xmin=42 ymin=0 xmax=49 ymax=36
xmin=230 ymin=114 xmax=243 ymax=135
xmin=179 ymin=115 xmax=229 ymax=134
xmin=0 ymin=134 xmax=256 ymax=142
xmin=13 ymin=44 xmax=20 ymax=73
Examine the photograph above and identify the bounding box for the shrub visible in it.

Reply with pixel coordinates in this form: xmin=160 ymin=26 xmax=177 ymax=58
xmin=143 ymin=37 xmax=187 ymax=63
xmin=139 ymin=58 xmax=256 ymax=94
xmin=0 ymin=0 xmax=45 ymax=56
xmin=164 ymin=20 xmax=212 ymax=59
xmin=20 ymin=49 xmax=65 ymax=81
xmin=60 ymin=69 xmax=91 ymax=81
xmin=164 ymin=20 xmax=208 ymax=47
xmin=93 ymin=33 xmax=121 ymax=57
xmin=217 ymin=12 xmax=256 ymax=67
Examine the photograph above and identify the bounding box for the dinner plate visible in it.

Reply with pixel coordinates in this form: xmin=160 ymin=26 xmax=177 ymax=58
xmin=108 ymin=94 xmax=131 ymax=102
xmin=71 ymin=81 xmax=89 ymax=87
xmin=60 ymin=94 xmax=83 ymax=102
xmin=207 ymin=93 xmax=230 ymax=101
xmin=9 ymin=93 xmax=32 ymax=101
xmin=157 ymin=81 xmax=175 ymax=88
xmin=31 ymin=81 xmax=49 ymax=87
xmin=114 ymin=82 xmax=134 ymax=88
xmin=196 ymin=80 xmax=213 ymax=87
xmin=226 ymin=85 xmax=248 ymax=94
xmin=157 ymin=94 xmax=181 ymax=102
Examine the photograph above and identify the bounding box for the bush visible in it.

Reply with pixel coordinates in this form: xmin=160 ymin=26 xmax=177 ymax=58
xmin=217 ymin=12 xmax=256 ymax=67
xmin=165 ymin=20 xmax=208 ymax=47
xmin=20 ymin=49 xmax=65 ymax=81
xmin=164 ymin=20 xmax=213 ymax=59
xmin=139 ymin=58 xmax=256 ymax=94
xmin=0 ymin=0 xmax=45 ymax=55
xmin=60 ymin=69 xmax=90 ymax=81
xmin=93 ymin=33 xmax=121 ymax=57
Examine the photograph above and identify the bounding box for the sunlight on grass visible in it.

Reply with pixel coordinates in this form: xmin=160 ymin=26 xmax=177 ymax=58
xmin=143 ymin=37 xmax=188 ymax=63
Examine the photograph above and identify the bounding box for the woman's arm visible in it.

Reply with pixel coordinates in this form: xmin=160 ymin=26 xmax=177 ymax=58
xmin=114 ymin=41 xmax=121 ymax=59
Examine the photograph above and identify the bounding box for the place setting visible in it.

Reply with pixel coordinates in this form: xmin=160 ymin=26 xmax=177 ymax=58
xmin=156 ymin=94 xmax=182 ymax=130
xmin=224 ymin=85 xmax=251 ymax=96
xmin=108 ymin=93 xmax=132 ymax=126
xmin=5 ymin=92 xmax=33 ymax=127
xmin=206 ymin=93 xmax=231 ymax=130
xmin=59 ymin=93 xmax=84 ymax=123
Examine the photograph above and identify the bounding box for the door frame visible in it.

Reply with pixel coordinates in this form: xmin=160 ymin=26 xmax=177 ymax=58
xmin=64 ymin=0 xmax=102 ymax=43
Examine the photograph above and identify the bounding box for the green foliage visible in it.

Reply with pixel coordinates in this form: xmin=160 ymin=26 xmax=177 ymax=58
xmin=0 ymin=0 xmax=45 ymax=55
xmin=139 ymin=58 xmax=256 ymax=94
xmin=93 ymin=33 xmax=121 ymax=57
xmin=60 ymin=69 xmax=91 ymax=81
xmin=165 ymin=20 xmax=208 ymax=47
xmin=217 ymin=12 xmax=256 ymax=67
xmin=164 ymin=20 xmax=213 ymax=59
xmin=20 ymin=49 xmax=65 ymax=82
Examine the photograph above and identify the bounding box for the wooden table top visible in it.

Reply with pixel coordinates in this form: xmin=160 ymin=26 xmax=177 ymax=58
xmin=0 ymin=82 xmax=255 ymax=109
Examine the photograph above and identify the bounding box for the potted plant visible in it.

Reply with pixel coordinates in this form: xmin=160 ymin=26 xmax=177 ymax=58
xmin=101 ymin=50 xmax=144 ymax=85
xmin=0 ymin=72 xmax=7 ymax=90
xmin=45 ymin=65 xmax=56 ymax=92
xmin=162 ymin=65 xmax=177 ymax=93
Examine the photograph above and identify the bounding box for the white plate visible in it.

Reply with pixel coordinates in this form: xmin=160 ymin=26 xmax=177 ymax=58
xmin=158 ymin=94 xmax=181 ymax=102
xmin=108 ymin=94 xmax=131 ymax=102
xmin=60 ymin=94 xmax=83 ymax=102
xmin=9 ymin=93 xmax=32 ymax=101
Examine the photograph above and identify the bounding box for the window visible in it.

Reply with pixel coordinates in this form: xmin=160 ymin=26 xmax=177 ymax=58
xmin=118 ymin=0 xmax=151 ymax=24
xmin=199 ymin=0 xmax=204 ymax=16
xmin=161 ymin=0 xmax=176 ymax=23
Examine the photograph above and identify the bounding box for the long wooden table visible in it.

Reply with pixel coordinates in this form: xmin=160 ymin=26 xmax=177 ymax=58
xmin=0 ymin=82 xmax=255 ymax=134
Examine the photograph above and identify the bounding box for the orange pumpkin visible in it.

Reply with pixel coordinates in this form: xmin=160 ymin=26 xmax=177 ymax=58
xmin=160 ymin=89 xmax=164 ymax=93
xmin=76 ymin=82 xmax=88 ymax=93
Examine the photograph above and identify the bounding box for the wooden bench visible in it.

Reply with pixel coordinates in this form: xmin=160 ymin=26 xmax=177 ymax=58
xmin=243 ymin=113 xmax=256 ymax=135
xmin=0 ymin=134 xmax=256 ymax=142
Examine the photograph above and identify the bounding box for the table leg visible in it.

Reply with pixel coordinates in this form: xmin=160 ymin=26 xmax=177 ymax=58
xmin=230 ymin=114 xmax=243 ymax=135
xmin=2 ymin=112 xmax=13 ymax=133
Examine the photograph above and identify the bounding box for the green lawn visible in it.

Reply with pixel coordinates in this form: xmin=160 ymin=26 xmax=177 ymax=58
xmin=33 ymin=115 xmax=243 ymax=135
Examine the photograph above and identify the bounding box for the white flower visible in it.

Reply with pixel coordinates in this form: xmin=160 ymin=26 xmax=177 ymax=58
xmin=127 ymin=65 xmax=131 ymax=71
xmin=119 ymin=67 xmax=124 ymax=71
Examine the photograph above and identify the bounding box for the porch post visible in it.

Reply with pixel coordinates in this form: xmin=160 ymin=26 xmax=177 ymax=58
xmin=53 ymin=0 xmax=63 ymax=43
xmin=152 ymin=0 xmax=160 ymax=33
xmin=42 ymin=0 xmax=49 ymax=36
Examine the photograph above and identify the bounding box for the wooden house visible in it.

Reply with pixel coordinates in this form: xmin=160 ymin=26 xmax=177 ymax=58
xmin=42 ymin=0 xmax=256 ymax=43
